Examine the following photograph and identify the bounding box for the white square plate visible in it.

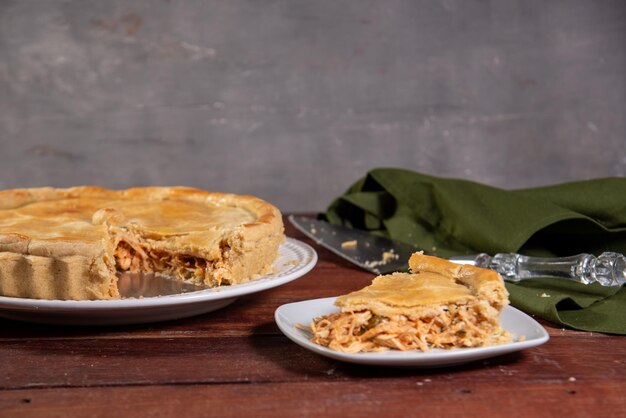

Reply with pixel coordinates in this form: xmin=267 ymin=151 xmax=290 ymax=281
xmin=275 ymin=297 xmax=549 ymax=367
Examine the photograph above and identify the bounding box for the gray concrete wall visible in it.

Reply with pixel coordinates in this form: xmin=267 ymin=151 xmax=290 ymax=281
xmin=1 ymin=0 xmax=624 ymax=211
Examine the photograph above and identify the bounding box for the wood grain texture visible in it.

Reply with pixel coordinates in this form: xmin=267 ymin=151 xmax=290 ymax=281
xmin=1 ymin=331 xmax=625 ymax=390
xmin=1 ymin=381 xmax=624 ymax=418
xmin=1 ymin=216 xmax=625 ymax=417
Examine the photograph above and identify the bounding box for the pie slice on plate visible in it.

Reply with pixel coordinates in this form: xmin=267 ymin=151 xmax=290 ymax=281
xmin=0 ymin=187 xmax=284 ymax=300
xmin=310 ymin=253 xmax=511 ymax=353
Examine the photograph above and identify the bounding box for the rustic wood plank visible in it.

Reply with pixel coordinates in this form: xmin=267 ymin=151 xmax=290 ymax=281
xmin=1 ymin=379 xmax=623 ymax=418
xmin=2 ymin=332 xmax=624 ymax=390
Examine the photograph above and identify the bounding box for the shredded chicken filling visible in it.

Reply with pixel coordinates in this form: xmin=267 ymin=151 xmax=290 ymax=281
xmin=310 ymin=303 xmax=511 ymax=353
xmin=113 ymin=238 xmax=229 ymax=286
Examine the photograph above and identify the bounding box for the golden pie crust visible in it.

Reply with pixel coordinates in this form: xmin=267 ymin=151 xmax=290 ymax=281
xmin=310 ymin=253 xmax=511 ymax=352
xmin=0 ymin=187 xmax=284 ymax=300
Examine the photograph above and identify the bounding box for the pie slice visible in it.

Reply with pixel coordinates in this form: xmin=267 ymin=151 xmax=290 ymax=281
xmin=310 ymin=253 xmax=511 ymax=353
xmin=0 ymin=187 xmax=284 ymax=300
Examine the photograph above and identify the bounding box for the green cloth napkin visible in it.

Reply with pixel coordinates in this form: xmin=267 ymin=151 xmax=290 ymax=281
xmin=324 ymin=168 xmax=626 ymax=334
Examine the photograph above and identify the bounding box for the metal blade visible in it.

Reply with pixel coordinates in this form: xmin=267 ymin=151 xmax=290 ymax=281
xmin=117 ymin=272 xmax=211 ymax=298
xmin=288 ymin=215 xmax=421 ymax=275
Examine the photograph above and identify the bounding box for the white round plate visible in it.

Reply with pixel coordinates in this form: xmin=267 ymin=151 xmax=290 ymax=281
xmin=0 ymin=238 xmax=317 ymax=326
xmin=275 ymin=297 xmax=549 ymax=367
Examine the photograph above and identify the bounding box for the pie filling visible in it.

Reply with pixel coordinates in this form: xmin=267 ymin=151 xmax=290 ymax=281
xmin=310 ymin=300 xmax=511 ymax=353
xmin=111 ymin=231 xmax=234 ymax=287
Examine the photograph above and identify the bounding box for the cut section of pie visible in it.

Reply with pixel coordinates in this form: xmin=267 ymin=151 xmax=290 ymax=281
xmin=310 ymin=253 xmax=511 ymax=353
xmin=0 ymin=187 xmax=284 ymax=300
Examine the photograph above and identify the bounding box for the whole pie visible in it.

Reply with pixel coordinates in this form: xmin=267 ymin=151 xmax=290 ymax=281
xmin=310 ymin=253 xmax=511 ymax=352
xmin=0 ymin=187 xmax=284 ymax=300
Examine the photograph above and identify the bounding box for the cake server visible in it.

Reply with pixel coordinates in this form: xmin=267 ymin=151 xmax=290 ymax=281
xmin=288 ymin=215 xmax=626 ymax=286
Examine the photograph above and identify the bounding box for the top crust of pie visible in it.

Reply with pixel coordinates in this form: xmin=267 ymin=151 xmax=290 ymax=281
xmin=408 ymin=252 xmax=509 ymax=310
xmin=335 ymin=252 xmax=508 ymax=318
xmin=0 ymin=186 xmax=282 ymax=258
xmin=336 ymin=272 xmax=474 ymax=308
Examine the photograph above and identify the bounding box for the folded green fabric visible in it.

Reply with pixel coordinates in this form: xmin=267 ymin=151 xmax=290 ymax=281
xmin=324 ymin=168 xmax=626 ymax=334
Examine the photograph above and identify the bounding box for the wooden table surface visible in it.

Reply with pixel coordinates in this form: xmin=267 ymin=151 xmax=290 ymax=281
xmin=1 ymin=216 xmax=624 ymax=418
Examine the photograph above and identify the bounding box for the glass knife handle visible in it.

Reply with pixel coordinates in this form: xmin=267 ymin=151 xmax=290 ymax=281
xmin=471 ymin=252 xmax=626 ymax=287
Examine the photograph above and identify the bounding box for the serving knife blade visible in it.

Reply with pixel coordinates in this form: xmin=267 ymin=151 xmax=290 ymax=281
xmin=117 ymin=272 xmax=211 ymax=298
xmin=288 ymin=215 xmax=626 ymax=286
xmin=288 ymin=215 xmax=419 ymax=275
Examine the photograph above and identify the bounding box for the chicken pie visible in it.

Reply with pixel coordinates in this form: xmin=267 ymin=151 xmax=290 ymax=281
xmin=310 ymin=253 xmax=511 ymax=352
xmin=0 ymin=187 xmax=284 ymax=300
